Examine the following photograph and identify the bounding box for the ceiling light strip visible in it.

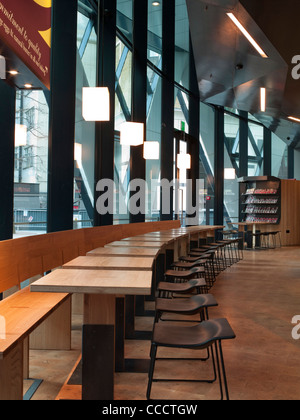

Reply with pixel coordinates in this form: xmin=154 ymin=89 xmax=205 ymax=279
xmin=260 ymin=88 xmax=266 ymax=112
xmin=288 ymin=116 xmax=300 ymax=123
xmin=227 ymin=13 xmax=268 ymax=58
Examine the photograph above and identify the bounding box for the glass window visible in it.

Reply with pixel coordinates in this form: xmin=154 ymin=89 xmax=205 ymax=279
xmin=175 ymin=0 xmax=190 ymax=89
xmin=146 ymin=70 xmax=162 ymax=222
xmin=199 ymin=103 xmax=215 ymax=225
xmin=174 ymin=87 xmax=189 ymax=132
xmin=81 ymin=25 xmax=97 ymax=87
xmin=74 ymin=13 xmax=97 ymax=229
xmin=113 ymin=137 xmax=130 ymax=224
xmin=272 ymin=133 xmax=288 ymax=179
xmin=224 ymin=113 xmax=239 ymax=227
xmin=13 ymin=90 xmax=49 ymax=237
xmin=117 ymin=0 xmax=133 ymax=42
xmin=115 ymin=37 xmax=132 ymax=130
xmin=248 ymin=122 xmax=263 ymax=176
xmin=148 ymin=0 xmax=162 ymax=70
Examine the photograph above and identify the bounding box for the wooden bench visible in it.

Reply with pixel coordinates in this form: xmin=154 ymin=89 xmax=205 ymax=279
xmin=0 ymin=220 xmax=181 ymax=400
xmin=0 ymin=287 xmax=71 ymax=400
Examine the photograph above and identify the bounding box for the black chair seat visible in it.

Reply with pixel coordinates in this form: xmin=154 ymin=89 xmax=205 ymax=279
xmin=155 ymin=294 xmax=218 ymax=317
xmin=157 ymin=278 xmax=207 ymax=296
xmin=165 ymin=267 xmax=205 ymax=278
xmin=147 ymin=318 xmax=236 ymax=400
xmin=152 ymin=317 xmax=235 ymax=348
xmin=172 ymin=259 xmax=207 ymax=269
xmin=180 ymin=255 xmax=207 ymax=262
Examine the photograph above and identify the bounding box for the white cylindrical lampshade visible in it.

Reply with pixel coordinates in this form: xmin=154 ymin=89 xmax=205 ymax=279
xmin=177 ymin=153 xmax=191 ymax=170
xmin=143 ymin=141 xmax=159 ymax=160
xmin=82 ymin=87 xmax=110 ymax=121
xmin=120 ymin=122 xmax=144 ymax=146
xmin=15 ymin=124 xmax=27 ymax=147
xmin=224 ymin=168 xmax=236 ymax=180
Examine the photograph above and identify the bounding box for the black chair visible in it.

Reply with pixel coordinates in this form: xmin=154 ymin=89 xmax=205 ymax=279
xmin=268 ymin=231 xmax=282 ymax=248
xmin=165 ymin=267 xmax=205 ymax=283
xmin=146 ymin=318 xmax=236 ymax=400
xmin=154 ymin=293 xmax=218 ymax=323
xmin=171 ymin=259 xmax=207 ymax=270
xmin=157 ymin=278 xmax=207 ymax=298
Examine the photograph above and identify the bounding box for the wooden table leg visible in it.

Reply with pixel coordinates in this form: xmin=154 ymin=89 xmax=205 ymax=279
xmin=252 ymin=224 xmax=256 ymax=249
xmin=82 ymin=294 xmax=115 ymax=400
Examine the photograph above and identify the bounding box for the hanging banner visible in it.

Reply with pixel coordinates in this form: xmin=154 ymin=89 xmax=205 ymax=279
xmin=0 ymin=0 xmax=51 ymax=88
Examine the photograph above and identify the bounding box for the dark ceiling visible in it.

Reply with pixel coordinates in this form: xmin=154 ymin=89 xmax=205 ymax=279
xmin=186 ymin=0 xmax=300 ymax=149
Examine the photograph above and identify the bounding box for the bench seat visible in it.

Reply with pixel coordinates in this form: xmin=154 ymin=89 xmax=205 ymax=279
xmin=0 ymin=286 xmax=71 ymax=400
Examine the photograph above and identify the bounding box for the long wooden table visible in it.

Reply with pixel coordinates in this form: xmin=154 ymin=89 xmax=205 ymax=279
xmin=105 ymin=240 xmax=167 ymax=248
xmin=31 ymin=268 xmax=152 ymax=400
xmin=87 ymin=246 xmax=161 ymax=257
xmin=63 ymin=255 xmax=154 ymax=271
xmin=30 ymin=224 xmax=223 ymax=400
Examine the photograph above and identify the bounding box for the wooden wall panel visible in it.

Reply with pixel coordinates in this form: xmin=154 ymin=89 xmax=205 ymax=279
xmin=0 ymin=220 xmax=181 ymax=295
xmin=256 ymin=180 xmax=300 ymax=246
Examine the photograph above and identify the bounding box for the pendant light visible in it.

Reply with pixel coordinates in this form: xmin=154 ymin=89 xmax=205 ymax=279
xmin=15 ymin=124 xmax=27 ymax=147
xmin=82 ymin=87 xmax=110 ymax=121
xmin=143 ymin=141 xmax=159 ymax=160
xmin=120 ymin=122 xmax=144 ymax=146
xmin=224 ymin=168 xmax=236 ymax=180
xmin=177 ymin=152 xmax=191 ymax=170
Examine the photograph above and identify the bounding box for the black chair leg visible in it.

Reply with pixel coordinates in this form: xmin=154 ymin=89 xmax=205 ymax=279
xmin=147 ymin=343 xmax=157 ymax=400
xmin=214 ymin=340 xmax=230 ymax=400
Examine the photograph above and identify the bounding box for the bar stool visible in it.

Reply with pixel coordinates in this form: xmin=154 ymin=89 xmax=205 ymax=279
xmin=247 ymin=231 xmax=263 ymax=249
xmin=146 ymin=318 xmax=236 ymax=400
xmin=157 ymin=278 xmax=208 ymax=298
xmin=269 ymin=231 xmax=282 ymax=248
xmin=191 ymin=247 xmax=222 ymax=277
xmin=178 ymin=252 xmax=215 ymax=288
xmin=188 ymin=251 xmax=216 ymax=287
xmin=154 ymin=293 xmax=218 ymax=323
xmin=261 ymin=232 xmax=272 ymax=249
xmin=171 ymin=259 xmax=207 ymax=270
xmin=165 ymin=267 xmax=205 ymax=283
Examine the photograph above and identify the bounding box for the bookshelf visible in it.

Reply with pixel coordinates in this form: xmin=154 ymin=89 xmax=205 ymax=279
xmin=239 ymin=176 xmax=281 ymax=225
xmin=239 ymin=177 xmax=300 ymax=246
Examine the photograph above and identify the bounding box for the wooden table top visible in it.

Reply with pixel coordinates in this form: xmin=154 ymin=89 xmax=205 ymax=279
xmin=30 ymin=269 xmax=152 ymax=295
xmin=87 ymin=246 xmax=160 ymax=258
xmin=136 ymin=231 xmax=188 ymax=237
xmin=236 ymin=222 xmax=272 ymax=226
xmin=120 ymin=236 xmax=175 ymax=244
xmin=105 ymin=240 xmax=167 ymax=248
xmin=63 ymin=256 xmax=154 ymax=271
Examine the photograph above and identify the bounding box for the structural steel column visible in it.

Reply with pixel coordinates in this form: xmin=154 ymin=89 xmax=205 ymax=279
xmin=47 ymin=0 xmax=77 ymax=232
xmin=263 ymin=127 xmax=272 ymax=176
xmin=288 ymin=145 xmax=294 ymax=179
xmin=239 ymin=111 xmax=248 ymax=177
xmin=129 ymin=0 xmax=148 ymax=224
xmin=0 ymin=80 xmax=15 ymax=240
xmin=94 ymin=0 xmax=116 ymax=226
xmin=187 ymin=40 xmax=200 ymax=226
xmin=214 ymin=106 xmax=224 ymax=228
xmin=160 ymin=0 xmax=175 ymax=221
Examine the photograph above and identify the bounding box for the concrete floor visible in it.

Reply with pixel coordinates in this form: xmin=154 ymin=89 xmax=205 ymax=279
xmin=25 ymin=246 xmax=300 ymax=400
